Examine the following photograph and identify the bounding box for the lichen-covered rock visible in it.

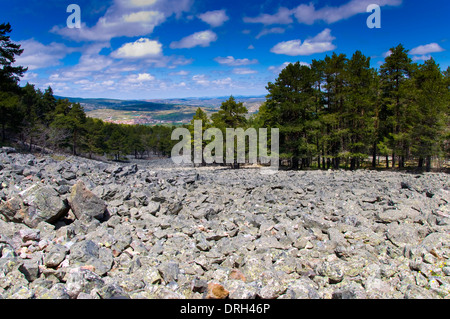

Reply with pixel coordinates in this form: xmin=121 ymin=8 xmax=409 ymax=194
xmin=68 ymin=180 xmax=108 ymax=222
xmin=0 ymin=185 xmax=69 ymax=228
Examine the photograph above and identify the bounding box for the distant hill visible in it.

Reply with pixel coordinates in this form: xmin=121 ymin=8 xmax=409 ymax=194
xmin=54 ymin=96 xmax=179 ymax=112
xmin=56 ymin=95 xmax=265 ymax=112
xmin=55 ymin=95 xmax=266 ymax=125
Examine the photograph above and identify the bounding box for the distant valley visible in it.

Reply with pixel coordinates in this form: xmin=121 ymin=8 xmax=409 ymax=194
xmin=56 ymin=95 xmax=265 ymax=126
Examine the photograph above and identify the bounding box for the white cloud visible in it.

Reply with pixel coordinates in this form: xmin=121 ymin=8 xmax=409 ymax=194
xmin=169 ymin=70 xmax=189 ymax=76
xmin=271 ymin=29 xmax=336 ymax=56
xmin=244 ymin=0 xmax=402 ymax=26
xmin=192 ymin=74 xmax=209 ymax=86
xmin=102 ymin=80 xmax=116 ymax=86
xmin=169 ymin=56 xmax=194 ymax=67
xmin=170 ymin=30 xmax=218 ymax=49
xmin=20 ymin=72 xmax=38 ymax=82
xmin=112 ymin=38 xmax=163 ymax=58
xmin=256 ymin=27 xmax=285 ymax=39
xmin=214 ymin=56 xmax=258 ymax=66
xmin=198 ymin=10 xmax=229 ymax=27
xmin=410 ymin=43 xmax=445 ymax=55
xmin=53 ymin=0 xmax=192 ymax=41
xmin=124 ymin=0 xmax=158 ymax=8
xmin=74 ymin=54 xmax=114 ymax=72
xmin=122 ymin=10 xmax=165 ymax=23
xmin=412 ymin=55 xmax=432 ymax=62
xmin=233 ymin=68 xmax=258 ymax=75
xmin=126 ymin=73 xmax=155 ymax=83
xmin=294 ymin=0 xmax=403 ymax=24
xmin=14 ymin=39 xmax=73 ymax=70
xmin=383 ymin=50 xmax=393 ymax=58
xmin=268 ymin=61 xmax=310 ymax=74
xmin=244 ymin=7 xmax=293 ymax=25
xmin=212 ymin=77 xmax=233 ymax=86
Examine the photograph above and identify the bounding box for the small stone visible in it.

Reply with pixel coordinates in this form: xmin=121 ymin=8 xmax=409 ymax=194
xmin=443 ymin=267 xmax=450 ymax=276
xmin=158 ymin=262 xmax=180 ymax=283
xmin=204 ymin=282 xmax=229 ymax=299
xmin=229 ymin=269 xmax=246 ymax=282
xmin=191 ymin=278 xmax=208 ymax=293
xmin=44 ymin=244 xmax=68 ymax=268
xmin=66 ymin=267 xmax=105 ymax=299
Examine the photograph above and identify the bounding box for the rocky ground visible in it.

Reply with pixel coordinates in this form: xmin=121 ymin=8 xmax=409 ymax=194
xmin=0 ymin=146 xmax=449 ymax=299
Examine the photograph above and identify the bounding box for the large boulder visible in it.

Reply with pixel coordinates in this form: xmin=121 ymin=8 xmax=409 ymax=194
xmin=68 ymin=181 xmax=108 ymax=222
xmin=0 ymin=184 xmax=70 ymax=228
xmin=68 ymin=240 xmax=113 ymax=276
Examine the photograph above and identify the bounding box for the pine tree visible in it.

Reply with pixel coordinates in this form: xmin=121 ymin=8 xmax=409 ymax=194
xmin=322 ymin=53 xmax=348 ymax=169
xmin=379 ymin=44 xmax=415 ymax=168
xmin=0 ymin=23 xmax=26 ymax=142
xmin=50 ymin=101 xmax=86 ymax=155
xmin=211 ymin=96 xmax=248 ymax=168
xmin=0 ymin=23 xmax=27 ymax=92
xmin=0 ymin=91 xmax=19 ymax=142
xmin=411 ymin=58 xmax=447 ymax=171
xmin=265 ymin=62 xmax=318 ymax=168
xmin=344 ymin=51 xmax=377 ymax=170
xmin=188 ymin=107 xmax=211 ymax=165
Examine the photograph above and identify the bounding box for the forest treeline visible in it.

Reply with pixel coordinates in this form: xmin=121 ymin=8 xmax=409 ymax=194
xmin=0 ymin=23 xmax=176 ymax=160
xmin=256 ymin=46 xmax=450 ymax=171
xmin=1 ymin=22 xmax=449 ymax=169
xmin=188 ymin=46 xmax=450 ymax=171
xmin=1 ymin=80 xmax=176 ymax=160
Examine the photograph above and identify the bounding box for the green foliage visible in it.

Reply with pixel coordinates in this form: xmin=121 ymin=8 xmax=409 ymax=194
xmin=254 ymin=46 xmax=449 ymax=170
xmin=211 ymin=96 xmax=248 ymax=129
xmin=0 ymin=22 xmax=27 ymax=92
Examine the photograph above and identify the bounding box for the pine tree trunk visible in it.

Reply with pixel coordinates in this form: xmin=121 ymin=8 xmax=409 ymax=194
xmin=426 ymin=156 xmax=431 ymax=172
xmin=73 ymin=130 xmax=77 ymax=156
xmin=350 ymin=158 xmax=356 ymax=171
xmin=418 ymin=157 xmax=424 ymax=168
xmin=1 ymin=121 xmax=6 ymax=143
xmin=291 ymin=157 xmax=299 ymax=170
xmin=372 ymin=142 xmax=377 ymax=168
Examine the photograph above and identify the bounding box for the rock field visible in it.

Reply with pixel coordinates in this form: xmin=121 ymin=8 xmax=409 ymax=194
xmin=0 ymin=146 xmax=449 ymax=299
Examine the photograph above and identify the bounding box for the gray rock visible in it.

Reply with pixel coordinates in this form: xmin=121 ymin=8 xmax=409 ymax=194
xmin=386 ymin=223 xmax=421 ymax=248
xmin=44 ymin=244 xmax=68 ymax=268
xmin=316 ymin=261 xmax=345 ymax=284
xmin=226 ymin=280 xmax=258 ymax=299
xmin=0 ymin=185 xmax=70 ymax=228
xmin=65 ymin=267 xmax=105 ymax=299
xmin=282 ymin=278 xmax=320 ymax=299
xmin=36 ymin=283 xmax=70 ymax=299
xmin=68 ymin=180 xmax=108 ymax=222
xmin=19 ymin=259 xmax=41 ymax=282
xmin=158 ymin=262 xmax=180 ymax=283
xmin=68 ymin=240 xmax=113 ymax=276
xmin=332 ymin=283 xmax=367 ymax=299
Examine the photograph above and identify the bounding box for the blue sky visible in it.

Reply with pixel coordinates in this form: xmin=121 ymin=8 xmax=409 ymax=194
xmin=2 ymin=0 xmax=449 ymax=99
